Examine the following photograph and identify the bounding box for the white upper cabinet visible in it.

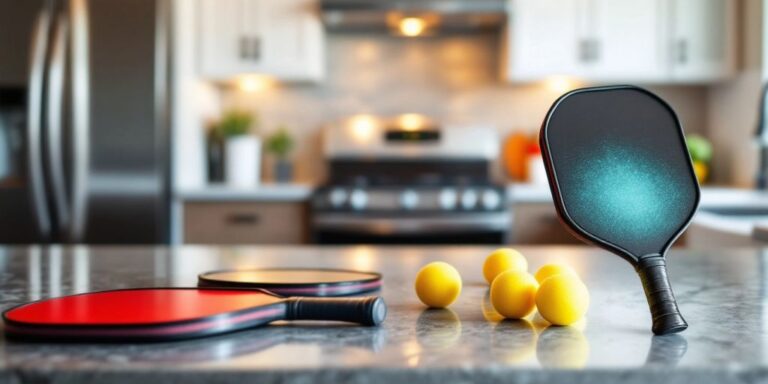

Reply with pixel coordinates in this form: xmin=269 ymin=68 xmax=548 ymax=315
xmin=668 ymin=0 xmax=736 ymax=82
xmin=198 ymin=0 xmax=243 ymax=77
xmin=503 ymin=0 xmax=736 ymax=83
xmin=584 ymin=0 xmax=666 ymax=81
xmin=198 ymin=0 xmax=325 ymax=82
xmin=503 ymin=0 xmax=581 ymax=80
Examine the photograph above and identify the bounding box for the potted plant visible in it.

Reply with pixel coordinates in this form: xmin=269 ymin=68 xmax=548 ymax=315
xmin=686 ymin=134 xmax=712 ymax=184
xmin=265 ymin=126 xmax=295 ymax=182
xmin=214 ymin=110 xmax=260 ymax=187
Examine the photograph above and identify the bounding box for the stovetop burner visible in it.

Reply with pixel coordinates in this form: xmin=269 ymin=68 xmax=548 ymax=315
xmin=326 ymin=159 xmax=492 ymax=187
xmin=313 ymin=184 xmax=505 ymax=213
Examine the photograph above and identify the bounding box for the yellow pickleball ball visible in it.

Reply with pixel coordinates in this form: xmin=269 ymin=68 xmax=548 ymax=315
xmin=535 ymin=274 xmax=589 ymax=326
xmin=490 ymin=270 xmax=539 ymax=319
xmin=483 ymin=248 xmax=528 ymax=284
xmin=414 ymin=262 xmax=462 ymax=308
xmin=534 ymin=263 xmax=577 ymax=284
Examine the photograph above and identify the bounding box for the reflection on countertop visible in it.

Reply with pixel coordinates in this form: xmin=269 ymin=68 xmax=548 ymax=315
xmin=0 ymin=245 xmax=766 ymax=383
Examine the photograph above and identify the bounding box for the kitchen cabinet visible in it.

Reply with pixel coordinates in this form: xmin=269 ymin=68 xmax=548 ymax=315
xmin=583 ymin=0 xmax=666 ymax=81
xmin=668 ymin=0 xmax=736 ymax=82
xmin=503 ymin=0 xmax=735 ymax=83
xmin=184 ymin=201 xmax=308 ymax=244
xmin=197 ymin=0 xmax=324 ymax=82
xmin=511 ymin=203 xmax=581 ymax=244
xmin=502 ymin=0 xmax=581 ymax=79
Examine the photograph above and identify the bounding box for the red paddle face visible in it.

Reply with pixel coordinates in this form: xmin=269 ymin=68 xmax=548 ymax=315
xmin=5 ymin=289 xmax=282 ymax=325
xmin=3 ymin=288 xmax=287 ymax=341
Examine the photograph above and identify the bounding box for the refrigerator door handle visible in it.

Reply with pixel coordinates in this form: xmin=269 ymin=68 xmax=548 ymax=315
xmin=27 ymin=3 xmax=53 ymax=239
xmin=46 ymin=11 xmax=71 ymax=237
xmin=68 ymin=0 xmax=90 ymax=242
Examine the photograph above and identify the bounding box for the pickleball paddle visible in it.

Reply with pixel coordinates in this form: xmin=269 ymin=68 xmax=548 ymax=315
xmin=198 ymin=268 xmax=382 ymax=297
xmin=540 ymin=85 xmax=700 ymax=335
xmin=2 ymin=288 xmax=387 ymax=342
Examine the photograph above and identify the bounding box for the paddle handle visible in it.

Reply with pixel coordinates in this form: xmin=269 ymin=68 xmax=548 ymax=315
xmin=285 ymin=296 xmax=386 ymax=326
xmin=636 ymin=256 xmax=688 ymax=335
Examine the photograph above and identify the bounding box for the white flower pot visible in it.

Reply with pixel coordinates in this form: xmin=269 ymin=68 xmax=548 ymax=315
xmin=529 ymin=154 xmax=549 ymax=186
xmin=225 ymin=135 xmax=261 ymax=188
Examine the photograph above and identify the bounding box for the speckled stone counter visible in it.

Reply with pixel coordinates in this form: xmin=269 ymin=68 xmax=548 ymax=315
xmin=0 ymin=245 xmax=766 ymax=383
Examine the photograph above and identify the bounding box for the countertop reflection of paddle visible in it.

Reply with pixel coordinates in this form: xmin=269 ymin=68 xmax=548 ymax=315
xmin=540 ymin=85 xmax=700 ymax=335
xmin=2 ymin=287 xmax=386 ymax=342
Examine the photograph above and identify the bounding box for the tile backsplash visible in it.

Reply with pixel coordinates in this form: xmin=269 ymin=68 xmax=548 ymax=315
xmin=219 ymin=32 xmax=708 ymax=183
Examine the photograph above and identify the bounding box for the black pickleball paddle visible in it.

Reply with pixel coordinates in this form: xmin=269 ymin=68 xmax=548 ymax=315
xmin=540 ymin=85 xmax=700 ymax=335
xmin=198 ymin=268 xmax=382 ymax=297
xmin=3 ymin=288 xmax=386 ymax=342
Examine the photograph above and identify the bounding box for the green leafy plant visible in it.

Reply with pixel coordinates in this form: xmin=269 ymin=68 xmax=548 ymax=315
xmin=686 ymin=134 xmax=712 ymax=163
xmin=265 ymin=126 xmax=295 ymax=160
xmin=214 ymin=110 xmax=256 ymax=138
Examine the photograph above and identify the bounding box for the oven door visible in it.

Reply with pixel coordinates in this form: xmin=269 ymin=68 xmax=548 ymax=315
xmin=312 ymin=212 xmax=510 ymax=244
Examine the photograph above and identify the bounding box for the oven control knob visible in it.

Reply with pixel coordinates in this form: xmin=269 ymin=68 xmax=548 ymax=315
xmin=482 ymin=189 xmax=502 ymax=210
xmin=328 ymin=188 xmax=347 ymax=208
xmin=461 ymin=189 xmax=478 ymax=210
xmin=439 ymin=188 xmax=458 ymax=210
xmin=349 ymin=188 xmax=368 ymax=211
xmin=400 ymin=189 xmax=419 ymax=210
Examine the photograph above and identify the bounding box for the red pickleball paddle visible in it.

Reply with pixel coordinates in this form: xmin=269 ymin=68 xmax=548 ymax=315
xmin=2 ymin=288 xmax=386 ymax=342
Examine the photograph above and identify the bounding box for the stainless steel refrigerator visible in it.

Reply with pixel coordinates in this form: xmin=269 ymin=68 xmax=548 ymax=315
xmin=0 ymin=0 xmax=171 ymax=244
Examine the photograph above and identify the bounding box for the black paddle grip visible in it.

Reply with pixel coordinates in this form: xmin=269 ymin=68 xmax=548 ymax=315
xmin=636 ymin=256 xmax=688 ymax=335
xmin=285 ymin=296 xmax=386 ymax=326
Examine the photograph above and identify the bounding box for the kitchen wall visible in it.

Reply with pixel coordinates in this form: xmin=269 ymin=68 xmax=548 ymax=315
xmin=707 ymin=0 xmax=763 ymax=187
xmin=219 ymin=32 xmax=710 ymax=184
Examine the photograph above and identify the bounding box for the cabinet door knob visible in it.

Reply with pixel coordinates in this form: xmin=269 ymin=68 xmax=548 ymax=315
xmin=590 ymin=39 xmax=600 ymax=62
xmin=579 ymin=39 xmax=590 ymax=62
xmin=251 ymin=36 xmax=261 ymax=61
xmin=239 ymin=36 xmax=250 ymax=59
xmin=676 ymin=39 xmax=688 ymax=64
xmin=579 ymin=39 xmax=600 ymax=63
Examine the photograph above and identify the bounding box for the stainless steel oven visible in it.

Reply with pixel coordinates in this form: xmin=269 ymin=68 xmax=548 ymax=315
xmin=311 ymin=115 xmax=509 ymax=244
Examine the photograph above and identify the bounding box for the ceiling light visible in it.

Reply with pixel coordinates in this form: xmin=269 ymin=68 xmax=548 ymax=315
xmin=399 ymin=17 xmax=427 ymax=37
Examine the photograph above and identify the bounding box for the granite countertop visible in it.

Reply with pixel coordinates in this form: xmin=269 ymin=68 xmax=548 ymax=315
xmin=508 ymin=183 xmax=768 ymax=206
xmin=176 ymin=182 xmax=768 ymax=210
xmin=0 ymin=246 xmax=768 ymax=383
xmin=0 ymin=245 xmax=766 ymax=383
xmin=177 ymin=183 xmax=314 ymax=202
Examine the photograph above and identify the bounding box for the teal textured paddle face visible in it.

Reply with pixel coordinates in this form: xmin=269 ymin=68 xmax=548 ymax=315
xmin=561 ymin=144 xmax=695 ymax=256
xmin=542 ymin=87 xmax=699 ymax=259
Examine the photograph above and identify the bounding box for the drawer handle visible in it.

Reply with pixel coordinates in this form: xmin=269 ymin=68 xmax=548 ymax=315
xmin=226 ymin=213 xmax=260 ymax=225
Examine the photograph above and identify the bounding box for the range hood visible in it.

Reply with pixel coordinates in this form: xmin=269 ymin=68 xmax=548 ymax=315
xmin=320 ymin=0 xmax=508 ymax=34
